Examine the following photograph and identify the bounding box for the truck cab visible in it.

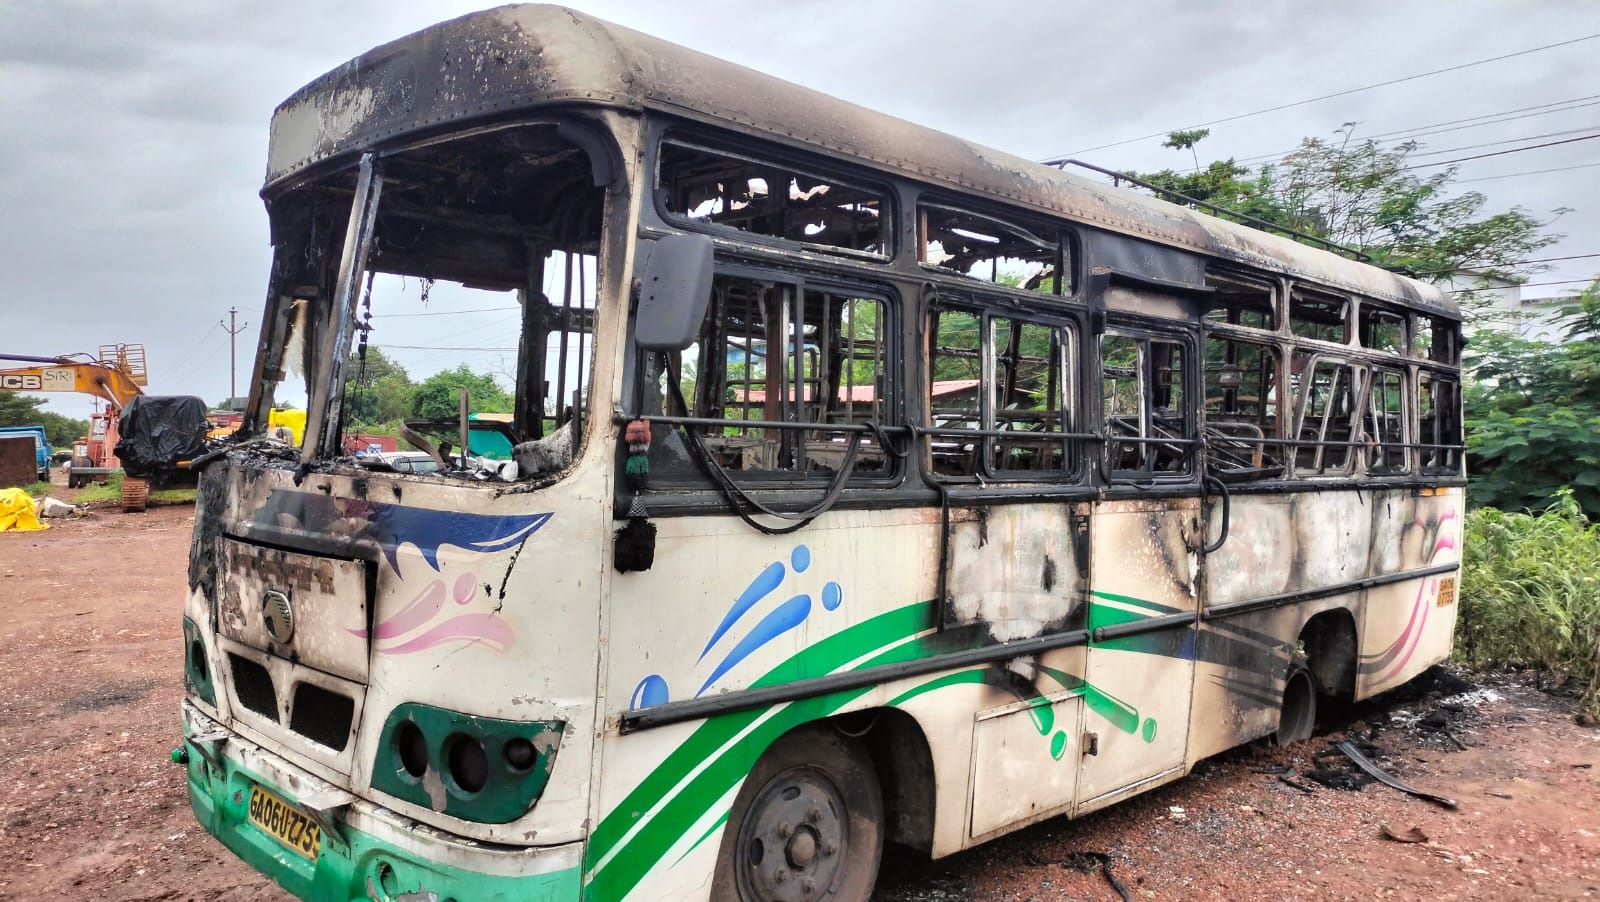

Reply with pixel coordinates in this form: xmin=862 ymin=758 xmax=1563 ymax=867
xmin=0 ymin=426 xmax=52 ymax=481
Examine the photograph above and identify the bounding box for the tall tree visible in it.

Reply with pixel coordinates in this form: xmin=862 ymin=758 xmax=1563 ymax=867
xmin=342 ymin=347 xmax=412 ymax=427
xmin=1466 ymin=278 xmax=1600 ymax=516
xmin=1127 ymin=125 xmax=1562 ymax=283
xmin=410 ymin=365 xmax=513 ymax=420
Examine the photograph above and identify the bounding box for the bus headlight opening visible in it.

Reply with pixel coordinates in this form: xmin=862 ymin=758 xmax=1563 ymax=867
xmin=395 ymin=721 xmax=428 ymax=779
xmin=370 ymin=703 xmax=566 ymax=823
xmin=446 ymin=735 xmax=489 ymax=794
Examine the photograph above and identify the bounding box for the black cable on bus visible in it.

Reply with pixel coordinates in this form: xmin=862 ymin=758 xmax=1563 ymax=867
xmin=664 ymin=372 xmax=865 ymax=535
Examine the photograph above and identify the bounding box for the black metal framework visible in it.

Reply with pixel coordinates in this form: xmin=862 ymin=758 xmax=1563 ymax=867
xmin=623 ymin=120 xmax=1465 ymax=515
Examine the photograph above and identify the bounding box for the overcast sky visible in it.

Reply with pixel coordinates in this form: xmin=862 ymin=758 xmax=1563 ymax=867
xmin=3 ymin=0 xmax=1597 ymax=420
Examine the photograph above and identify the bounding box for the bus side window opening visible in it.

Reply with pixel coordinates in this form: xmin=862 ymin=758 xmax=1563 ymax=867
xmin=1290 ymin=351 xmax=1358 ymax=476
xmin=1203 ymin=270 xmax=1276 ymax=330
xmin=1204 ymin=334 xmax=1283 ymax=479
xmin=919 ymin=204 xmax=1069 ymax=295
xmin=925 ymin=306 xmax=1078 ymax=478
xmin=1359 ymin=305 xmax=1406 ymax=356
xmin=1417 ymin=371 xmax=1463 ymax=474
xmin=1365 ymin=366 xmax=1409 ymax=474
xmin=1101 ymin=333 xmax=1190 ymax=478
xmin=1290 ymin=288 xmax=1349 ymax=344
xmin=658 ymin=139 xmax=889 ymax=258
xmin=648 ymin=274 xmax=894 ymax=479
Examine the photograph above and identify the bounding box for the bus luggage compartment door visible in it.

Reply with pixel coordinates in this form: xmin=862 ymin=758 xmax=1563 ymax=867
xmin=969 ymin=694 xmax=1083 ymax=840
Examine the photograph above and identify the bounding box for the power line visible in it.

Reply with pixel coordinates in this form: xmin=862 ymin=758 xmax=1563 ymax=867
xmin=1506 ymin=253 xmax=1600 ymax=267
xmin=371 ymin=306 xmax=520 ymax=318
xmin=1455 ymin=160 xmax=1600 ymax=183
xmin=1364 ymin=94 xmax=1600 ymax=142
xmin=1180 ymin=97 xmax=1600 ymax=173
xmin=1412 ymin=253 xmax=1600 ymax=276
xmin=1407 ymin=133 xmax=1600 ymax=169
xmin=1046 ymin=33 xmax=1600 ymax=160
xmin=1407 ymin=127 xmax=1600 ymax=159
xmin=1453 ymin=278 xmax=1596 ymax=293
xmin=156 ymin=323 xmax=220 ymax=384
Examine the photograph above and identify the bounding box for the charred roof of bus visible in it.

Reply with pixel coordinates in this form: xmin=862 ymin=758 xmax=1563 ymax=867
xmin=267 ymin=3 xmax=1456 ymax=318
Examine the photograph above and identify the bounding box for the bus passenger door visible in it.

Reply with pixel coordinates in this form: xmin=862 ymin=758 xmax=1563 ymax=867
xmin=1076 ymin=329 xmax=1199 ymax=810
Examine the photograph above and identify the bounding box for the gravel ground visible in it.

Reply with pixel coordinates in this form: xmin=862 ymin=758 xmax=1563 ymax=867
xmin=1 ymin=484 xmax=1596 ymax=900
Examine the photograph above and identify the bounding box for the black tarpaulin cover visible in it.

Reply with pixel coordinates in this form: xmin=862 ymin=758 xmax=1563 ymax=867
xmin=115 ymin=396 xmax=211 ymax=478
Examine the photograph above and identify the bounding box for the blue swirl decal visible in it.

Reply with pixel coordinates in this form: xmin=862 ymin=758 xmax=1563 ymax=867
xmin=698 ymin=562 xmax=785 ymax=663
xmin=632 ymin=544 xmax=843 ymax=710
xmin=697 ymin=594 xmax=811 ymax=697
xmin=254 ymin=490 xmax=552 ymax=573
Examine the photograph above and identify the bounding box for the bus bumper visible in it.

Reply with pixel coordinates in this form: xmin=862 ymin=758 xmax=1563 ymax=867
xmin=180 ymin=702 xmax=582 ymax=901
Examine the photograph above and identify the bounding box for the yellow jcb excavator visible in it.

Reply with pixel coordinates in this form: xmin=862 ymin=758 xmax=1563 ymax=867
xmin=0 ymin=344 xmax=191 ymax=511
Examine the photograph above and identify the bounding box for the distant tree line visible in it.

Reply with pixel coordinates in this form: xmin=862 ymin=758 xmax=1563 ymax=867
xmin=0 ymin=394 xmax=89 ymax=449
xmin=341 ymin=347 xmax=512 ymax=430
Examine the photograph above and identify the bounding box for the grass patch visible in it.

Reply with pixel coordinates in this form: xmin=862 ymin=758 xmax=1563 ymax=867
xmin=71 ymin=472 xmax=195 ymax=506
xmin=19 ymin=481 xmax=53 ymax=497
xmin=75 ymin=472 xmax=125 ymax=503
xmin=1458 ymin=490 xmax=1600 ymax=717
xmin=149 ymin=487 xmax=198 ymax=504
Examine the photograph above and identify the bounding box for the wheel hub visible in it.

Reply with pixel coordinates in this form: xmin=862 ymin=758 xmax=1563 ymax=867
xmin=737 ymin=770 xmax=845 ymax=902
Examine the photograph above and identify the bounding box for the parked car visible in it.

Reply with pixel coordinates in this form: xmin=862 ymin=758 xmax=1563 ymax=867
xmin=354 ymin=451 xmax=439 ymax=474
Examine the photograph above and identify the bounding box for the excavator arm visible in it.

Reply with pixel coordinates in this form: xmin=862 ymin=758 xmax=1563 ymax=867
xmin=0 ymin=347 xmax=153 ymax=511
xmin=0 ymin=351 xmax=147 ymax=411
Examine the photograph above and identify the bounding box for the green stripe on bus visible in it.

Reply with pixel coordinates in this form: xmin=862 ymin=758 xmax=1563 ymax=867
xmin=585 ymin=600 xmax=937 ymax=897
xmin=885 ymin=668 xmax=989 ymax=707
xmin=1089 ymin=589 xmax=1178 ymax=615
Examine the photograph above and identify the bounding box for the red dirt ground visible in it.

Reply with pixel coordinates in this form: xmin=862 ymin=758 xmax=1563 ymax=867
xmin=0 ymin=483 xmax=1595 ymax=900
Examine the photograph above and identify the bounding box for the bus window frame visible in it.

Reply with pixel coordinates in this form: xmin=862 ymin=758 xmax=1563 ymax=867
xmin=916 ymin=198 xmax=1074 ymax=297
xmin=923 ymin=297 xmax=1087 ymax=484
xmin=1098 ymin=323 xmax=1197 ymax=484
xmin=1203 ymin=268 xmax=1279 ymax=331
xmin=1289 ymin=285 xmax=1352 ymax=345
xmin=1288 ymin=351 xmax=1364 ymax=478
xmin=653 ymin=131 xmax=896 ymax=263
xmin=1201 ymin=325 xmax=1286 ymax=482
xmin=1364 ymin=363 xmax=1411 ymax=475
xmin=1416 ymin=367 xmax=1464 ymax=476
xmin=640 ymin=256 xmax=905 ymax=490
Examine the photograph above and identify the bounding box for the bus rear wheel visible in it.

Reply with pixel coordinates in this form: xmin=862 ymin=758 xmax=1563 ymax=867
xmin=1275 ymin=660 xmax=1317 ymax=746
xmin=713 ymin=724 xmax=883 ymax=902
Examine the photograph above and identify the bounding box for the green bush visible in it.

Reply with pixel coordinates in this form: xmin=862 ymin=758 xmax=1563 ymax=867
xmin=1458 ymin=491 xmax=1600 ymax=717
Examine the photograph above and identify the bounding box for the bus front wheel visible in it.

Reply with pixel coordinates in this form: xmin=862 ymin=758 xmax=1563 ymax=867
xmin=713 ymin=723 xmax=883 ymax=902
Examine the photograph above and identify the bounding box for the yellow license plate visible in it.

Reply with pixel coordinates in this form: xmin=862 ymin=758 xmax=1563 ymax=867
xmin=1436 ymin=576 xmax=1458 ymax=607
xmin=248 ymin=784 xmax=321 ymax=860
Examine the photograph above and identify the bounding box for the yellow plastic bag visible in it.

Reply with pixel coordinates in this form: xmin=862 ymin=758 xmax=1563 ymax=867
xmin=0 ymin=487 xmax=46 ymax=532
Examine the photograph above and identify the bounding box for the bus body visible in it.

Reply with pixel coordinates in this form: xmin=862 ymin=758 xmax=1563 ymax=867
xmin=179 ymin=6 xmax=1465 ymax=900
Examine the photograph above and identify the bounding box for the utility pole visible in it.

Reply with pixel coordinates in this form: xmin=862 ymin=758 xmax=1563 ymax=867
xmin=221 ymin=306 xmax=249 ymax=409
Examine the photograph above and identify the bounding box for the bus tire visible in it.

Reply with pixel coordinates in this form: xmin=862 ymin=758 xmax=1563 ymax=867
xmin=1275 ymin=658 xmax=1317 ymax=747
xmin=712 ymin=723 xmax=883 ymax=902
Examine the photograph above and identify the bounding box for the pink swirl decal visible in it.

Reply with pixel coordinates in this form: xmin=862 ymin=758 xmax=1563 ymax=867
xmin=353 ymin=574 xmax=514 ymax=655
xmin=350 ymin=580 xmax=446 ymax=640
xmin=379 ymin=614 xmax=514 ymax=655
xmin=1374 ymin=506 xmax=1460 ymax=682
